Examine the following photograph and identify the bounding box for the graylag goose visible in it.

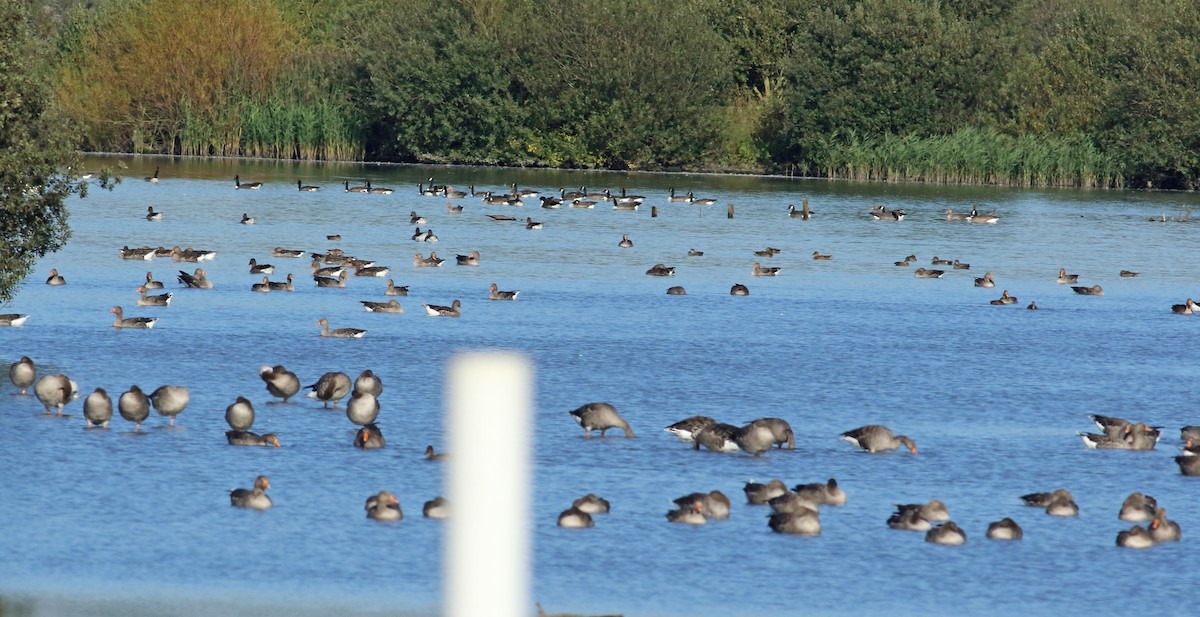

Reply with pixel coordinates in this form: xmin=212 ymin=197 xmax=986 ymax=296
xmin=366 ymin=491 xmax=402 ymax=521
xmin=118 ymin=385 xmax=150 ymax=429
xmin=224 ymin=396 xmax=255 ymax=431
xmin=143 ymin=272 xmax=164 ymax=289
xmin=673 ymin=491 xmax=730 ymax=520
xmin=925 ymin=522 xmax=967 ymax=545
xmin=385 ymin=279 xmax=409 ymax=296
xmin=34 ymin=374 xmax=75 ymax=415
xmin=569 ymin=402 xmax=634 ymax=438
xmin=177 ymin=268 xmax=213 ymax=288
xmin=136 ymin=285 xmax=173 ymax=306
xmin=267 ymin=273 xmax=294 ymax=291
xmin=572 ymin=494 xmax=610 ymax=514
xmin=354 ymin=423 xmax=386 ymax=449
xmin=314 ymin=271 xmax=349 ymax=288
xmin=666 ymin=501 xmax=706 ymax=525
xmin=974 ymin=272 xmax=996 ymax=288
xmin=456 ymin=251 xmax=481 ymax=266
xmin=306 ymin=371 xmax=351 ymax=408
xmin=664 ymin=416 xmax=716 ymax=442
xmin=250 ymin=277 xmax=271 ymax=292
xmin=83 ymin=387 xmax=113 ymax=428
xmin=768 ymin=509 xmax=821 ymax=535
xmin=413 ymin=252 xmax=445 ymax=267
xmin=225 ymin=431 xmax=280 ymax=447
xmin=1115 ymin=525 xmax=1154 ymax=548
xmin=894 ymin=500 xmax=950 ymax=522
xmin=990 ymin=290 xmax=1018 ymax=305
xmin=230 ymin=476 xmax=272 ymax=510
xmin=752 ymin=262 xmax=781 ymax=276
xmin=1118 ymin=492 xmax=1158 ymax=522
xmin=666 ymin=286 xmax=686 ymax=295
xmin=234 ymin=175 xmax=262 ymax=189
xmin=8 ymin=356 xmax=35 ymax=395
xmin=361 ymin=299 xmax=403 ymax=313
xmin=839 ymin=424 xmax=917 ymax=453
xmin=1149 ymin=507 xmax=1181 ymax=542
xmin=1171 ymin=298 xmax=1198 ymax=314
xmin=119 ymin=245 xmax=155 ymax=260
xmin=445 ymin=203 xmax=464 ymax=213
xmin=149 ymin=385 xmax=189 ymax=425
xmin=345 ymin=390 xmax=380 ymax=426
xmin=110 ymin=306 xmax=157 ymax=329
xmin=986 ymin=518 xmax=1023 ymax=540
xmin=422 ymin=299 xmax=462 ymax=317
xmin=743 ymin=480 xmax=788 ymax=505
xmin=259 ymin=365 xmax=300 ymax=403
xmin=354 ymin=369 xmax=383 ymax=395
xmin=693 ymin=423 xmax=740 ymax=452
xmin=1020 ymin=489 xmax=1074 ymax=508
xmin=914 ymin=267 xmax=944 ymax=279
xmin=488 ymin=283 xmax=519 ymax=300
xmin=750 ymin=417 xmax=795 ymax=449
xmin=354 ymin=265 xmax=391 ymax=277
xmin=271 ymin=246 xmax=305 ymax=258
xmin=732 ymin=422 xmax=777 ymax=455
xmin=423 ymin=497 xmax=450 ymax=519
xmin=45 ymin=269 xmax=66 ymax=285
xmin=316 ymin=317 xmax=365 ymax=338
xmin=730 ymin=283 xmax=750 ymax=296
xmin=557 ymin=506 xmax=595 ymax=528
xmin=1072 ymin=284 xmax=1103 ymax=296
xmin=944 ymin=209 xmax=970 ymax=221
xmin=1056 ymin=268 xmax=1079 ymax=284
xmin=792 ymin=479 xmax=846 ymax=505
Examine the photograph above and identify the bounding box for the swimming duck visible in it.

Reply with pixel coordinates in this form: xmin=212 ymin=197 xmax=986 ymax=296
xmin=361 ymin=299 xmax=403 ymax=313
xmin=423 ymin=299 xmax=462 ymax=317
xmin=914 ymin=267 xmax=945 ymax=279
xmin=990 ymin=290 xmax=1018 ymax=305
xmin=925 ymin=522 xmax=967 ymax=545
xmin=1115 ymin=525 xmax=1154 ymax=548
xmin=975 ymin=272 xmax=996 ymax=288
xmin=423 ymin=497 xmax=451 ymax=519
xmin=149 ymin=385 xmax=189 ymax=425
xmin=743 ymin=480 xmax=788 ymax=505
xmin=8 ymin=356 xmax=35 ymax=395
xmin=664 ymin=416 xmax=716 ymax=442
xmin=83 ymin=388 xmax=113 ymax=428
xmin=118 ymin=385 xmax=150 ymax=430
xmin=316 ymin=317 xmax=365 ymax=338
xmin=110 ymin=306 xmax=157 ymax=329
xmin=673 ymin=491 xmax=730 ymax=520
xmin=145 ymin=206 xmax=163 ymax=221
xmin=45 ymin=269 xmax=66 ymax=285
xmin=137 ymin=285 xmax=173 ymax=305
xmin=1072 ymin=284 xmax=1103 ymax=296
xmin=572 ymin=494 xmax=610 ymax=514
xmin=1118 ymin=492 xmax=1158 ymax=522
xmin=792 ymin=479 xmax=846 ymax=506
xmin=225 ymin=431 xmax=280 ymax=447
xmin=1027 ymin=301 xmax=1038 ymax=310
xmin=768 ymin=508 xmax=821 ymax=535
xmin=812 ymin=251 xmax=832 ymax=260
xmin=230 ymin=476 xmax=272 ymax=510
xmin=839 ymin=424 xmax=917 ymax=453
xmin=692 ymin=423 xmax=740 ymax=452
xmin=618 ymin=234 xmax=633 ymax=248
xmin=306 ymin=371 xmax=351 ymax=409
xmin=558 ymin=506 xmax=595 ymax=528
xmin=730 ymin=283 xmax=750 ymax=296
xmin=366 ymin=491 xmax=403 ymax=521
xmin=488 ymin=283 xmax=519 ymax=300
xmin=569 ymin=402 xmax=634 ymax=438
xmin=423 ymin=445 xmax=448 ymax=461
xmin=985 ymin=518 xmax=1023 ymax=540
xmin=646 ymin=263 xmax=675 ymax=276
xmin=752 ymin=262 xmax=781 ymax=276
xmin=259 ymin=365 xmax=300 ymax=403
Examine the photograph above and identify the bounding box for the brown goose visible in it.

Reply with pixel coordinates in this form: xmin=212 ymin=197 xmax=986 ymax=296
xmin=839 ymin=424 xmax=917 ymax=453
xmin=423 ymin=299 xmax=462 ymax=317
xmin=744 ymin=480 xmax=788 ymax=505
xmin=118 ymin=385 xmax=150 ymax=430
xmin=136 ymin=286 xmax=173 ymax=306
xmin=732 ymin=422 xmax=776 ymax=455
xmin=1149 ymin=507 xmax=1181 ymax=542
xmin=354 ymin=369 xmax=383 ymax=397
xmin=110 ymin=306 xmax=157 ymax=329
xmin=568 ymin=402 xmax=634 ymax=438
xmin=149 ymin=385 xmax=189 ymax=425
xmin=489 ymin=284 xmax=519 ymax=300
xmin=894 ymin=500 xmax=950 ymax=522
xmin=986 ymin=518 xmax=1023 ymax=540
xmin=267 ymin=273 xmax=294 ymax=291
xmin=1056 ymin=268 xmax=1079 ymax=284
xmin=975 ymin=272 xmax=996 ymax=288
xmin=316 ymin=317 xmax=365 ymax=338
xmin=925 ymin=521 xmax=967 ymax=545
xmin=557 ymin=506 xmax=595 ymax=528
xmin=1115 ymin=525 xmax=1154 ymax=548
xmin=664 ymin=415 xmax=716 ymax=442
xmin=990 ymin=290 xmax=1018 ymax=305
xmin=385 ymin=279 xmax=409 ymax=296
xmin=83 ymin=388 xmax=113 ymax=428
xmin=1020 ymin=489 xmax=1074 ymax=508
xmin=272 ymin=246 xmax=305 ymax=258
xmin=226 ymin=431 xmax=280 ymax=447
xmin=345 ymin=390 xmax=380 ymax=426
xmin=354 ymin=265 xmax=391 ymax=277
xmin=230 ymin=476 xmax=272 ymax=510
xmin=259 ymin=365 xmax=300 ymax=403
xmin=693 ymin=422 xmax=740 ymax=452
xmin=45 ymin=269 xmax=66 ymax=285
xmin=665 ymin=501 xmax=706 ymax=525
xmin=314 ymin=271 xmax=349 ymax=288
xmin=914 ymin=267 xmax=945 ymax=279
xmin=224 ymin=396 xmax=255 ymax=431
xmin=750 ymin=417 xmax=795 ymax=449
xmin=1175 ymin=454 xmax=1200 ymax=476
xmin=572 ymin=494 xmax=610 ymax=514
xmin=8 ymin=356 xmax=35 ymax=395
xmin=365 ymin=491 xmax=403 ymax=521
xmin=413 ymin=251 xmax=445 ymax=267
xmin=768 ymin=508 xmax=821 ymax=535
xmin=456 ymin=251 xmax=481 ymax=266
xmin=354 ymin=423 xmax=386 ymax=449
xmin=361 ymin=299 xmax=404 ymax=313
xmin=306 ymin=371 xmax=351 ymax=408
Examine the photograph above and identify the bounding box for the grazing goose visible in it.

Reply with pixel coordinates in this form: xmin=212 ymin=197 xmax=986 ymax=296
xmin=1118 ymin=492 xmax=1158 ymax=522
xmin=366 ymin=491 xmax=403 ymax=521
xmin=646 ymin=263 xmax=675 ymax=276
xmin=685 ymin=192 xmax=716 ymax=206
xmin=673 ymin=491 xmax=730 ymax=520
xmin=306 ymin=372 xmax=351 ymax=409
xmin=768 ymin=508 xmax=821 ymax=535
xmin=0 ymin=313 xmax=29 ymax=327
xmin=316 ymin=317 xmax=365 ymax=338
xmin=234 ymin=175 xmax=262 ymax=189
xmin=525 ymin=217 xmax=544 ymax=230
xmin=986 ymin=518 xmax=1023 ymax=540
xmin=136 ymin=285 xmax=173 ymax=306
xmin=149 ymin=385 xmax=189 ymax=425
xmin=1115 ymin=525 xmax=1154 ymax=548
xmin=423 ymin=497 xmax=451 ymax=519
xmin=990 ymin=290 xmax=1018 ymax=305
xmin=224 ymin=396 xmax=255 ymax=431
xmin=572 ymin=494 xmax=611 ymax=514
xmin=230 ymin=476 xmax=272 ymax=510
xmin=314 ymin=271 xmax=349 ymax=288
xmin=365 ymin=180 xmax=393 ymax=195
xmin=1171 ymin=298 xmax=1198 ymax=314
xmin=664 ymin=416 xmax=716 ymax=442
xmin=744 ymin=480 xmax=788 ymax=505
xmin=925 ymin=522 xmax=967 ymax=545
xmin=753 ymin=262 xmax=781 ymax=276
xmin=812 ymin=251 xmax=832 ymax=260
xmin=354 ymin=369 xmax=383 ymax=397
xmin=354 ymin=423 xmax=386 ymax=449
xmin=1072 ymin=284 xmax=1103 ymax=296
xmin=732 ymin=422 xmax=777 ymax=455
xmin=361 ymin=299 xmax=403 ymax=313
xmin=665 ymin=501 xmax=706 ymax=525
xmin=1056 ymin=268 xmax=1080 ymax=284
xmin=839 ymin=424 xmax=918 ymax=453
xmin=692 ymin=423 xmax=740 ymax=452
xmin=110 ymin=306 xmax=157 ymax=329
xmin=384 ymin=279 xmax=409 ymax=296
xmin=666 ymin=286 xmax=687 ymax=295
xmin=297 ymin=179 xmax=319 ymax=192
xmin=248 ymin=258 xmax=274 ymax=274
xmin=144 ymin=166 xmax=159 ymax=183
xmin=118 ymin=385 xmax=150 ymax=430
xmin=272 ymin=246 xmax=305 ymax=258
xmin=142 ymin=272 xmax=164 ymax=289
xmin=1149 ymin=507 xmax=1181 ymax=542
xmin=119 ymin=245 xmax=155 ymax=260
xmin=569 ymin=402 xmax=634 ymax=438
xmin=267 ymin=273 xmax=294 ymax=291
xmin=413 ymin=252 xmax=445 ymax=267
xmin=974 ymin=272 xmax=996 ymax=288
xmin=792 ymin=479 xmax=846 ymax=506
xmin=730 ymin=283 xmax=750 ymax=296
xmin=346 ymin=390 xmax=380 ymax=426
xmin=423 ymin=299 xmax=462 ymax=317
xmin=83 ymin=388 xmax=113 ymax=428
xmin=8 ymin=356 xmax=35 ymax=395
xmin=225 ymin=431 xmax=280 ymax=447
xmin=44 ymin=268 xmax=66 ymax=285
xmin=750 ymin=418 xmax=795 ymax=449
xmin=259 ymin=365 xmax=300 ymax=403
xmin=177 ymin=268 xmax=213 ymax=289
xmin=618 ymin=234 xmax=633 ymax=248
xmin=914 ymin=267 xmax=945 ymax=279
xmin=456 ymin=251 xmax=481 ymax=266
xmin=558 ymin=506 xmax=595 ymax=528
xmin=488 ymin=283 xmax=519 ymax=301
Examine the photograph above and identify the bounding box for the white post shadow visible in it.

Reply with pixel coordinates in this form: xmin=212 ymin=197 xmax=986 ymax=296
xmin=446 ymin=352 xmax=533 ymax=617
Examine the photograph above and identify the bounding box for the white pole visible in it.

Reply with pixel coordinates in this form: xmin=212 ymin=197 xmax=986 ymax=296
xmin=446 ymin=352 xmax=533 ymax=617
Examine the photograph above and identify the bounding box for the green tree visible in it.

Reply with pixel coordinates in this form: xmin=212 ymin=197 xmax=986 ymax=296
xmin=0 ymin=0 xmax=115 ymax=304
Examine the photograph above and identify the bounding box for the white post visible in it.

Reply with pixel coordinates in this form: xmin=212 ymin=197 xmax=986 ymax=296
xmin=446 ymin=352 xmax=533 ymax=617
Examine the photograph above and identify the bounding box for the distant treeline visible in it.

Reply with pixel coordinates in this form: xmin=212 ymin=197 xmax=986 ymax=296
xmin=46 ymin=0 xmax=1200 ymax=188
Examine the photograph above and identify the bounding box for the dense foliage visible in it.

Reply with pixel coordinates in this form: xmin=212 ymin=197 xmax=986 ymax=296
xmin=43 ymin=0 xmax=1200 ymax=188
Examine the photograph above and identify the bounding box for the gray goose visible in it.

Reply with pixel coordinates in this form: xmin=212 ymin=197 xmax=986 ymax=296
xmin=488 ymin=284 xmax=519 ymax=300
xmin=424 ymin=445 xmax=448 ymax=461
xmin=792 ymin=479 xmax=847 ymax=506
xmin=743 ymin=480 xmax=788 ymax=505
xmin=224 ymin=396 xmax=255 ymax=431
xmin=361 ymin=299 xmax=404 ymax=313
xmin=1118 ymin=492 xmax=1158 ymax=522
xmin=986 ymin=518 xmax=1023 ymax=540
xmin=110 ymin=306 xmax=157 ymax=329
xmin=666 ymin=286 xmax=687 ymax=295
xmin=137 ymin=285 xmax=172 ymax=306
xmin=692 ymin=422 xmax=740 ymax=452
xmin=306 ymin=371 xmax=351 ymax=409
xmin=149 ymin=385 xmax=189 ymax=426
xmin=665 ymin=501 xmax=706 ymax=525
xmin=366 ymin=491 xmax=403 ymax=521
xmin=1116 ymin=525 xmax=1153 ymax=548
xmin=839 ymin=424 xmax=917 ymax=453
xmin=732 ymin=422 xmax=776 ymax=455
xmin=1149 ymin=507 xmax=1181 ymax=542
xmin=177 ymin=268 xmax=213 ymax=288
xmin=8 ymin=356 xmax=35 ymax=395
xmin=226 ymin=431 xmax=280 ymax=447
xmin=768 ymin=508 xmax=821 ymax=535
xmin=83 ymin=388 xmax=113 ymax=428
xmin=345 ymin=390 xmax=380 ymax=426
xmin=752 ymin=262 xmax=781 ymax=276
xmin=569 ymin=402 xmax=634 ymax=438
xmin=230 ymin=476 xmax=272 ymax=510
xmin=314 ymin=271 xmax=349 ymax=288
xmin=673 ymin=491 xmax=730 ymax=520
xmin=118 ymin=385 xmax=150 ymax=430
xmin=925 ymin=521 xmax=967 ymax=545
xmin=385 ymin=279 xmax=409 ymax=296
xmin=1071 ymin=284 xmax=1103 ymax=296
xmin=423 ymin=299 xmax=462 ymax=317
xmin=456 ymin=251 xmax=481 ymax=266
xmin=316 ymin=318 xmax=365 ymax=338
xmin=354 ymin=370 xmax=383 ymax=397
xmin=0 ymin=314 xmax=29 ymax=327
xmin=557 ymin=506 xmax=595 ymax=528
xmin=259 ymin=365 xmax=300 ymax=403
xmin=750 ymin=417 xmax=794 ymax=449
xmin=354 ymin=423 xmax=386 ymax=449
xmin=45 ymin=268 xmax=66 ymax=285
xmin=572 ymin=494 xmax=610 ymax=514
xmin=893 ymin=500 xmax=950 ymax=522
xmin=664 ymin=415 xmax=716 ymax=442
xmin=645 ymin=263 xmax=675 ymax=277
xmin=423 ymin=497 xmax=450 ymax=519
xmin=730 ymin=283 xmax=750 ymax=296
xmin=143 ymin=272 xmax=164 ymax=289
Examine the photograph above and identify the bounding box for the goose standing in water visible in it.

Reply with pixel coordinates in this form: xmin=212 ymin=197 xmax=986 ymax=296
xmin=366 ymin=491 xmax=403 ymax=521
xmin=316 ymin=317 xmax=365 ymax=338
xmin=110 ymin=306 xmax=157 ymax=329
xmin=354 ymin=369 xmax=383 ymax=397
xmin=306 ymin=371 xmax=352 ymax=409
xmin=45 ymin=269 xmax=66 ymax=285
xmin=693 ymin=423 xmax=740 ymax=452
xmin=83 ymin=388 xmax=113 ymax=428
xmin=568 ymin=402 xmax=634 ymax=438
xmin=230 ymin=476 xmax=272 ymax=510
xmin=224 ymin=396 xmax=255 ymax=431
xmin=732 ymin=422 xmax=777 ymax=455
xmin=839 ymin=424 xmax=917 ymax=453
xmin=9 ymin=356 xmax=35 ymax=395
xmin=149 ymin=385 xmax=189 ymax=426
xmin=346 ymin=390 xmax=380 ymax=426
xmin=259 ymin=365 xmax=301 ymax=403
xmin=664 ymin=416 xmax=716 ymax=442
xmin=118 ymin=385 xmax=150 ymax=430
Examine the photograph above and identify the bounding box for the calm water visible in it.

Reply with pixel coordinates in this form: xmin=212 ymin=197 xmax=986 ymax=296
xmin=1 ymin=156 xmax=1197 ymax=617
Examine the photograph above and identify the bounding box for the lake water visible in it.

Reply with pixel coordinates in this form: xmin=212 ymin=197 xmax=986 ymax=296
xmin=1 ymin=156 xmax=1197 ymax=617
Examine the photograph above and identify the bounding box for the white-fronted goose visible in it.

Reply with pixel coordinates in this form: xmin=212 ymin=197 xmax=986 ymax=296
xmin=768 ymin=508 xmax=821 ymax=535
xmin=488 ymin=283 xmax=519 ymax=300
xmin=423 ymin=299 xmax=462 ymax=317
xmin=46 ymin=268 xmax=66 ymax=285
xmin=1056 ymin=268 xmax=1079 ymax=284
xmin=1072 ymin=284 xmax=1103 ymax=296
xmin=230 ymin=476 xmax=272 ymax=510
xmin=110 ymin=306 xmax=157 ymax=329
xmin=646 ymin=263 xmax=675 ymax=276
xmin=423 ymin=497 xmax=450 ymax=519
xmin=272 ymin=246 xmax=305 ymax=258
xmin=137 ymin=285 xmax=173 ymax=306
xmin=226 ymin=430 xmax=280 ymax=447
xmin=248 ymin=258 xmax=274 ymax=274
xmin=83 ymin=387 xmax=112 ymax=428
xmin=664 ymin=416 xmax=716 ymax=442
xmin=298 ymin=179 xmax=319 ymax=192
xmin=149 ymin=385 xmax=189 ymax=425
xmin=744 ymin=480 xmax=788 ymax=505
xmin=306 ymin=371 xmax=351 ymax=408
xmin=361 ymin=299 xmax=403 ymax=313
xmin=346 ymin=390 xmax=380 ymax=426
xmin=259 ymin=365 xmax=300 ymax=403
xmin=986 ymin=518 xmax=1023 ymax=540
xmin=143 ymin=272 xmax=164 ymax=289
xmin=569 ymin=402 xmax=634 ymax=438
xmin=1118 ymin=492 xmax=1158 ymax=522
xmin=1116 ymin=525 xmax=1153 ymax=548
xmin=177 ymin=268 xmax=213 ymax=288
xmin=225 ymin=396 xmax=255 ymax=431
xmin=316 ymin=317 xmax=365 ymax=338
xmin=118 ymin=385 xmax=150 ymax=429
xmin=234 ymin=175 xmax=262 ymax=190
xmin=8 ymin=356 xmax=35 ymax=395
xmin=840 ymin=424 xmax=917 ymax=453
xmin=572 ymin=494 xmax=610 ymax=514
xmin=385 ymin=279 xmax=409 ymax=296
xmin=354 ymin=423 xmax=385 ymax=449
xmin=456 ymin=251 xmax=481 ymax=266
xmin=366 ymin=491 xmax=402 ymax=521
xmin=926 ymin=521 xmax=967 ymax=545
xmin=558 ymin=506 xmax=595 ymax=528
